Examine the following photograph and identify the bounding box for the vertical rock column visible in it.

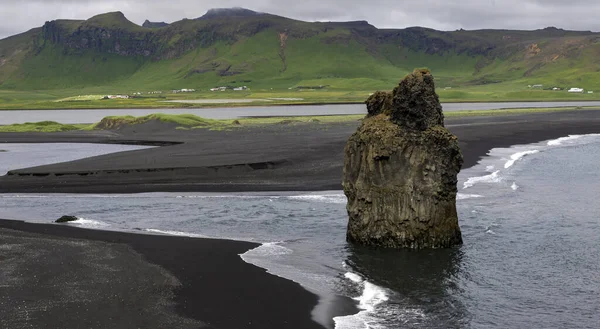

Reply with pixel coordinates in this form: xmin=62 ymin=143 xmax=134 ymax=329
xmin=343 ymin=69 xmax=463 ymax=249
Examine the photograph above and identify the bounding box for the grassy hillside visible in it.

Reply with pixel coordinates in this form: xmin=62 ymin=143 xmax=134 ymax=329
xmin=1 ymin=8 xmax=600 ymax=107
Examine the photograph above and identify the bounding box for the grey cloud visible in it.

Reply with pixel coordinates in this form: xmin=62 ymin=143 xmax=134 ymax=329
xmin=1 ymin=0 xmax=600 ymax=39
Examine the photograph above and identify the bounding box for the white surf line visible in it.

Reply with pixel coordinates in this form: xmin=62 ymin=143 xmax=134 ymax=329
xmin=68 ymin=217 xmax=111 ymax=228
xmin=333 ymin=271 xmax=392 ymax=329
xmin=547 ymin=133 xmax=600 ymax=146
xmin=504 ymin=150 xmax=540 ymax=169
xmin=463 ymin=170 xmax=501 ymax=189
xmin=457 ymin=193 xmax=484 ymax=200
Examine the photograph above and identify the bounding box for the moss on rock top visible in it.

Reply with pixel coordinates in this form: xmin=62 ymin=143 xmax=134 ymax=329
xmin=391 ymin=68 xmax=444 ymax=130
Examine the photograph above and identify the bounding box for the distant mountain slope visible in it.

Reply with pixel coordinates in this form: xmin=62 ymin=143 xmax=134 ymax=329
xmin=197 ymin=7 xmax=263 ymax=20
xmin=1 ymin=8 xmax=599 ymax=91
xmin=142 ymin=20 xmax=169 ymax=28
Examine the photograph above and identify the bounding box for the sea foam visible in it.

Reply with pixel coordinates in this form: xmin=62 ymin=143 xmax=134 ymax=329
xmin=344 ymin=272 xmax=363 ymax=284
xmin=457 ymin=193 xmax=484 ymax=200
xmin=463 ymin=171 xmax=501 ymax=189
xmin=547 ymin=135 xmax=583 ymax=146
xmin=240 ymin=242 xmax=337 ymax=302
xmin=547 ymin=133 xmax=600 ymax=146
xmin=504 ymin=150 xmax=539 ymax=169
xmin=0 ymin=195 xmax=49 ymax=198
xmin=144 ymin=228 xmax=205 ymax=238
xmin=286 ymin=194 xmax=347 ymax=204
xmin=69 ymin=218 xmax=110 ymax=228
xmin=175 ymin=194 xmax=273 ymax=199
xmin=333 ymin=272 xmax=390 ymax=329
xmin=241 ymin=242 xmax=293 ymax=258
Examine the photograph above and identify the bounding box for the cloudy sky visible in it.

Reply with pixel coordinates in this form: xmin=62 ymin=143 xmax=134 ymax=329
xmin=1 ymin=0 xmax=599 ymax=39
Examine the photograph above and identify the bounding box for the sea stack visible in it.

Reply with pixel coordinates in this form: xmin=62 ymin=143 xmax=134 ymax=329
xmin=343 ymin=69 xmax=463 ymax=249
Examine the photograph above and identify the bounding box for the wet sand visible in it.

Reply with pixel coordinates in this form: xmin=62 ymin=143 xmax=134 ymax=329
xmin=2 ymin=109 xmax=600 ymax=193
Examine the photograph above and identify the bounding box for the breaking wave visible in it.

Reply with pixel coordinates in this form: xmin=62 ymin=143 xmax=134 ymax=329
xmin=0 ymin=195 xmax=49 ymax=198
xmin=547 ymin=135 xmax=583 ymax=146
xmin=69 ymin=218 xmax=110 ymax=228
xmin=504 ymin=150 xmax=540 ymax=169
xmin=463 ymin=171 xmax=501 ymax=189
xmin=240 ymin=242 xmax=294 ymax=259
xmin=174 ymin=192 xmax=347 ymax=204
xmin=333 ymin=272 xmax=391 ymax=329
xmin=286 ymin=194 xmax=347 ymax=204
xmin=547 ymin=133 xmax=600 ymax=146
xmin=144 ymin=228 xmax=206 ymax=238
xmin=175 ymin=194 xmax=275 ymax=199
xmin=457 ymin=193 xmax=484 ymax=200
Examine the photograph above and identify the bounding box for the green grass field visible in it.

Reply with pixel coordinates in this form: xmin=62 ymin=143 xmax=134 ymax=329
xmin=0 ymin=121 xmax=89 ymax=132
xmin=1 ymin=85 xmax=598 ymax=111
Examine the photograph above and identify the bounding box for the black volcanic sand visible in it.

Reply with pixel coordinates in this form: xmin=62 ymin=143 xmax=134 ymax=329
xmin=0 ymin=219 xmax=343 ymax=329
xmin=2 ymin=109 xmax=600 ymax=193
xmin=2 ymin=109 xmax=600 ymax=328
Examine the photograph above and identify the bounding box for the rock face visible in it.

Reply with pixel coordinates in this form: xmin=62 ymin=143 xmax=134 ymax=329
xmin=343 ymin=69 xmax=463 ymax=249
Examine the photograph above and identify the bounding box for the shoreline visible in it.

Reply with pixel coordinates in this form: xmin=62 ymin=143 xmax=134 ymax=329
xmin=0 ymin=218 xmax=357 ymax=329
xmin=3 ymin=99 xmax=600 ymax=111
xmin=2 ymin=110 xmax=600 ymax=193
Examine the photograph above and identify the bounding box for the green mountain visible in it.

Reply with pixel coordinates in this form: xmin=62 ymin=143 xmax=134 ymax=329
xmin=1 ymin=8 xmax=600 ymax=92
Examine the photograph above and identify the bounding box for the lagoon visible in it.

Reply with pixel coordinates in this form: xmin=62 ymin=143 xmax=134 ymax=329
xmin=2 ymin=101 xmax=600 ymax=125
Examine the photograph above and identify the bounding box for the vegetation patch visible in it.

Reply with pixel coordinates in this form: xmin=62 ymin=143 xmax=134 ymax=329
xmin=56 ymin=95 xmax=106 ymax=102
xmin=444 ymin=106 xmax=600 ymax=117
xmin=93 ymin=113 xmax=365 ymax=131
xmin=0 ymin=121 xmax=89 ymax=132
xmin=92 ymin=113 xmax=222 ymax=130
xmin=230 ymin=115 xmax=364 ymax=126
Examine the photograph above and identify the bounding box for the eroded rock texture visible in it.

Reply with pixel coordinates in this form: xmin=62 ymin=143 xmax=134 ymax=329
xmin=343 ymin=69 xmax=463 ymax=249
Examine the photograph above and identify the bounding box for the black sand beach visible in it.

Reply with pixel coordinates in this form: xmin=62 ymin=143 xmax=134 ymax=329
xmin=2 ymin=109 xmax=600 ymax=193
xmin=3 ymin=109 xmax=600 ymax=328
xmin=0 ymin=219 xmax=339 ymax=329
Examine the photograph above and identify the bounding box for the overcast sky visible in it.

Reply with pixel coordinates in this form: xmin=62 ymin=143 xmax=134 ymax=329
xmin=1 ymin=0 xmax=599 ymax=39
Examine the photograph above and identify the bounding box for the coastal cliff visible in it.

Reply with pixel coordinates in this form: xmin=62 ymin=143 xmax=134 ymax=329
xmin=343 ymin=69 xmax=463 ymax=249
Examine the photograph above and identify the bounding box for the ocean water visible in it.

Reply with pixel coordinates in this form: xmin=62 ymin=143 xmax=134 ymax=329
xmin=1 ymin=135 xmax=600 ymax=328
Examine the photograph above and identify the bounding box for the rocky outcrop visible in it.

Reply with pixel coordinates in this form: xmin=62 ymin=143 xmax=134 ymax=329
xmin=142 ymin=20 xmax=169 ymax=28
xmin=343 ymin=69 xmax=463 ymax=249
xmin=365 ymin=91 xmax=392 ymax=117
xmin=41 ymin=18 xmax=157 ymax=57
xmin=56 ymin=215 xmax=78 ymax=223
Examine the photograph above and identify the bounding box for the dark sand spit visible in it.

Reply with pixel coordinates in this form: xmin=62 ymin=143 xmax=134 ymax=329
xmin=2 ymin=110 xmax=600 ymax=193
xmin=0 ymin=219 xmax=339 ymax=329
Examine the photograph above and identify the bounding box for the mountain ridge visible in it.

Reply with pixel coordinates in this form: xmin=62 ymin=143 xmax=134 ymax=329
xmin=1 ymin=8 xmax=600 ymax=92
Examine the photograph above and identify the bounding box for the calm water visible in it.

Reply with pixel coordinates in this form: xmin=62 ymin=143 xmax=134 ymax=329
xmin=0 ymin=143 xmax=154 ymax=175
xmin=1 ymin=135 xmax=599 ymax=328
xmin=2 ymin=101 xmax=600 ymax=124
